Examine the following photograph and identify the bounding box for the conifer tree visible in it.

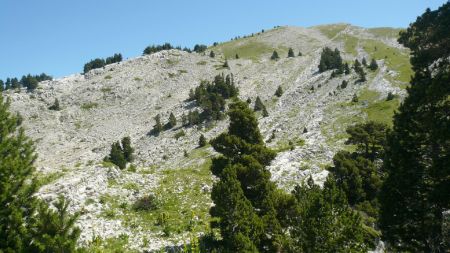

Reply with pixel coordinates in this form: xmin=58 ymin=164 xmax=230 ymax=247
xmin=271 ymin=50 xmax=279 ymax=60
xmin=275 ymin=86 xmax=283 ymax=97
xmin=352 ymin=93 xmax=359 ymax=103
xmin=254 ymin=96 xmax=265 ymax=111
xmin=29 ymin=196 xmax=81 ymax=252
xmin=344 ymin=63 xmax=351 ymax=74
xmin=0 ymin=96 xmax=37 ymax=251
xmin=48 ymin=98 xmax=60 ymax=111
xmin=0 ymin=80 xmax=4 ymax=91
xmin=152 ymin=114 xmax=163 ymax=135
xmin=108 ymin=141 xmax=126 ymax=169
xmin=288 ymin=176 xmax=373 ymax=252
xmin=209 ymin=51 xmax=215 ymax=58
xmin=380 ymin=3 xmax=450 ymax=251
xmin=210 ymin=101 xmax=282 ymax=252
xmin=223 ymin=60 xmax=229 ymax=68
xmin=287 ymin=48 xmax=295 ymax=58
xmin=165 ymin=112 xmax=177 ymax=129
xmin=298 ymin=51 xmax=302 ymax=56
xmin=198 ymin=134 xmax=207 ymax=147
xmin=235 ymin=53 xmax=239 ymax=59
xmin=121 ymin=136 xmax=134 ymax=163
xmin=0 ymin=95 xmax=81 ymax=252
xmin=369 ymin=59 xmax=378 ymax=71
xmin=362 ymin=57 xmax=367 ymax=66
xmin=341 ymin=80 xmax=348 ymax=89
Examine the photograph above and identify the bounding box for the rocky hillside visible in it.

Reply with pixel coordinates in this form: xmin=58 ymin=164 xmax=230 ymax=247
xmin=5 ymin=24 xmax=410 ymax=252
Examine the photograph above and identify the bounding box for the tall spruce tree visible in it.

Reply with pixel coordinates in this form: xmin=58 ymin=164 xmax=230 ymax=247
xmin=287 ymin=48 xmax=295 ymax=58
xmin=0 ymin=95 xmax=80 ymax=252
xmin=121 ymin=136 xmax=134 ymax=163
xmin=210 ymin=101 xmax=283 ymax=252
xmin=380 ymin=3 xmax=450 ymax=252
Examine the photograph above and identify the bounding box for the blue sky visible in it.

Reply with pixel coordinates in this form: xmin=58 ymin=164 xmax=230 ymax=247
xmin=0 ymin=0 xmax=447 ymax=80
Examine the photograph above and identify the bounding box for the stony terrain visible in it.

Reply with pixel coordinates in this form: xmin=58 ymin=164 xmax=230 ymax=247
xmin=5 ymin=24 xmax=410 ymax=252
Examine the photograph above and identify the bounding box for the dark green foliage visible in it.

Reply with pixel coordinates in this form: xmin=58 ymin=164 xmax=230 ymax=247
xmin=362 ymin=57 xmax=367 ymax=66
xmin=187 ymin=110 xmax=201 ymax=126
xmin=287 ymin=177 xmax=374 ymax=252
xmin=345 ymin=121 xmax=388 ymax=161
xmin=344 ymin=63 xmax=351 ymax=74
xmin=358 ymin=68 xmax=367 ymax=82
xmin=352 ymin=93 xmax=359 ymax=103
xmin=235 ymin=53 xmax=240 ymax=59
xmin=0 ymin=80 xmax=3 ymax=91
xmin=48 ymin=98 xmax=61 ymax=111
xmin=380 ymin=3 xmax=450 ymax=251
xmin=270 ymin=50 xmax=279 ymax=60
xmin=386 ymin=92 xmax=395 ymax=101
xmin=369 ymin=59 xmax=378 ymax=70
xmin=0 ymin=95 xmax=80 ymax=252
xmin=133 ymin=195 xmax=159 ymax=211
xmin=318 ymin=47 xmax=343 ymax=72
xmin=199 ymin=134 xmax=207 ymax=147
xmin=188 ymin=74 xmax=238 ymax=124
xmin=11 ymin=77 xmax=20 ymax=89
xmin=5 ymin=78 xmax=11 ymax=90
xmin=165 ymin=112 xmax=177 ymax=129
xmin=151 ymin=114 xmax=163 ymax=135
xmin=209 ymin=101 xmax=282 ymax=252
xmin=83 ymin=53 xmax=122 ymax=73
xmin=121 ymin=136 xmax=134 ymax=163
xmin=209 ymin=51 xmax=215 ymax=58
xmin=21 ymin=74 xmax=46 ymax=91
xmin=287 ymin=48 xmax=295 ymax=58
xmin=341 ymin=80 xmax=348 ymax=89
xmin=223 ymin=60 xmax=229 ymax=68
xmin=253 ymin=96 xmax=266 ymax=112
xmin=298 ymin=51 xmax=302 ymax=56
xmin=262 ymin=107 xmax=269 ymax=117
xmin=193 ymin=44 xmax=207 ymax=53
xmin=354 ymin=59 xmax=363 ymax=73
xmin=0 ymin=96 xmax=38 ymax=252
xmin=29 ymin=196 xmax=81 ymax=253
xmin=143 ymin=43 xmax=174 ymax=55
xmin=246 ymin=97 xmax=251 ymax=104
xmin=107 ymin=141 xmax=127 ymax=169
xmin=105 ymin=53 xmax=122 ymax=65
xmin=275 ymin=86 xmax=283 ymax=97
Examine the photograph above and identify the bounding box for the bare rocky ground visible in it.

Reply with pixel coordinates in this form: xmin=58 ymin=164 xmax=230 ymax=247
xmin=6 ymin=24 xmax=409 ymax=252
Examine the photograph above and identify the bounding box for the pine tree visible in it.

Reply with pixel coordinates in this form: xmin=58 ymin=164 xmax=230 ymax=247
xmin=369 ymin=59 xmax=378 ymax=71
xmin=287 ymin=48 xmax=295 ymax=58
xmin=262 ymin=107 xmax=269 ymax=117
xmin=5 ymin=78 xmax=11 ymax=90
xmin=209 ymin=51 xmax=215 ymax=58
xmin=165 ymin=112 xmax=177 ymax=129
xmin=0 ymin=96 xmax=37 ymax=251
xmin=271 ymin=50 xmax=279 ymax=60
xmin=362 ymin=57 xmax=367 ymax=66
xmin=152 ymin=114 xmax=163 ymax=135
xmin=235 ymin=54 xmax=240 ymax=59
xmin=0 ymin=80 xmax=4 ymax=91
xmin=121 ymin=136 xmax=134 ymax=163
xmin=318 ymin=47 xmax=343 ymax=72
xmin=254 ymin=96 xmax=265 ymax=111
xmin=223 ymin=60 xmax=229 ymax=68
xmin=198 ymin=134 xmax=207 ymax=147
xmin=380 ymin=3 xmax=450 ymax=252
xmin=275 ymin=86 xmax=283 ymax=97
xmin=345 ymin=121 xmax=388 ymax=161
xmin=288 ymin=176 xmax=374 ymax=252
xmin=108 ymin=141 xmax=126 ymax=169
xmin=344 ymin=63 xmax=351 ymax=74
xmin=358 ymin=69 xmax=367 ymax=82
xmin=48 ymin=98 xmax=60 ymax=111
xmin=210 ymin=101 xmax=282 ymax=251
xmin=352 ymin=93 xmax=359 ymax=103
xmin=298 ymin=51 xmax=302 ymax=56
xmin=0 ymin=95 xmax=81 ymax=252
xmin=341 ymin=80 xmax=348 ymax=89
xmin=29 ymin=196 xmax=81 ymax=252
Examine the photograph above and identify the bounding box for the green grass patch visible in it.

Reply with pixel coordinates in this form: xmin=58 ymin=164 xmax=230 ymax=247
xmin=216 ymin=39 xmax=274 ymax=61
xmin=336 ymin=34 xmax=358 ymax=56
xmin=133 ymin=77 xmax=142 ymax=81
xmin=100 ymin=87 xmax=112 ymax=93
xmin=315 ymin=24 xmax=349 ymax=39
xmin=196 ymin=61 xmax=207 ymax=65
xmin=36 ymin=171 xmax=65 ymax=188
xmin=368 ymin=27 xmax=403 ymax=38
xmin=361 ymin=39 xmax=412 ymax=85
xmin=104 ymin=75 xmax=112 ymax=80
xmin=363 ymin=98 xmax=399 ymax=126
xmin=81 ymin=102 xmax=99 ymax=110
xmin=275 ymin=137 xmax=305 ymax=152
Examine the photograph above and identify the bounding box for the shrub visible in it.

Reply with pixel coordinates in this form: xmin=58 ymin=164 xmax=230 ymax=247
xmin=133 ymin=195 xmax=159 ymax=211
xmin=271 ymin=50 xmax=280 ymax=60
